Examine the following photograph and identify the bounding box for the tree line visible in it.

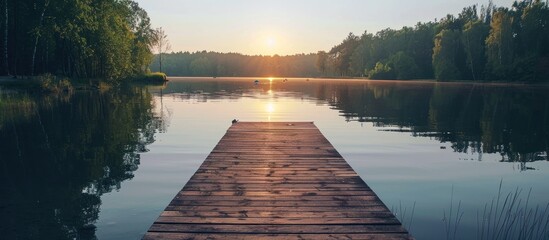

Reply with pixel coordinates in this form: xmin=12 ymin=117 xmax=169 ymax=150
xmin=149 ymin=51 xmax=321 ymax=77
xmin=0 ymin=0 xmax=159 ymax=80
xmin=319 ymin=0 xmax=549 ymax=82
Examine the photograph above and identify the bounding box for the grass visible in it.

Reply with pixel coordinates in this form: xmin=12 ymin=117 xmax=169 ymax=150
xmin=0 ymin=72 xmax=168 ymax=92
xmin=476 ymin=180 xmax=549 ymax=240
xmin=391 ymin=200 xmax=416 ymax=232
xmin=132 ymin=72 xmax=168 ymax=84
xmin=443 ymin=185 xmax=465 ymax=240
xmin=0 ymin=74 xmax=74 ymax=93
xmin=393 ymin=181 xmax=549 ymax=240
xmin=38 ymin=73 xmax=73 ymax=93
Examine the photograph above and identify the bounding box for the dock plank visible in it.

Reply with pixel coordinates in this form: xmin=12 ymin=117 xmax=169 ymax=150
xmin=144 ymin=122 xmax=413 ymax=239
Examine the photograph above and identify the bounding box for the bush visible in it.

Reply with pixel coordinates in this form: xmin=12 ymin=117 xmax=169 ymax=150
xmin=38 ymin=74 xmax=73 ymax=93
xmin=368 ymin=62 xmax=396 ymax=80
xmin=137 ymin=72 xmax=167 ymax=83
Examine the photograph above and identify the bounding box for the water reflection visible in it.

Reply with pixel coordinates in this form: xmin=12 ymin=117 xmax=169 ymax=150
xmin=156 ymin=78 xmax=549 ymax=168
xmin=2 ymin=78 xmax=547 ymax=239
xmin=0 ymin=86 xmax=164 ymax=239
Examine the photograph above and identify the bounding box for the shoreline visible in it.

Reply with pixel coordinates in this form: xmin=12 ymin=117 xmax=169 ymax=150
xmin=163 ymin=76 xmax=549 ymax=87
xmin=0 ymin=74 xmax=167 ymax=90
xmin=3 ymin=75 xmax=549 ymax=89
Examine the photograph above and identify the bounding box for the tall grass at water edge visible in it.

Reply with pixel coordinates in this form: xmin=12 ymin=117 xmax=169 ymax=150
xmin=392 ymin=181 xmax=549 ymax=240
xmin=475 ymin=181 xmax=549 ymax=240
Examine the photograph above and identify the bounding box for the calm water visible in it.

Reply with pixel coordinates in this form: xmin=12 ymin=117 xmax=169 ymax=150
xmin=1 ymin=77 xmax=548 ymax=239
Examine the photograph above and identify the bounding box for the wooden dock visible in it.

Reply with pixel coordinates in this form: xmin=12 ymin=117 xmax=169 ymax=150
xmin=144 ymin=122 xmax=412 ymax=240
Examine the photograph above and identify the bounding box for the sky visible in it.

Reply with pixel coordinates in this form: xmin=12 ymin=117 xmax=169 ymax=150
xmin=135 ymin=0 xmax=516 ymax=56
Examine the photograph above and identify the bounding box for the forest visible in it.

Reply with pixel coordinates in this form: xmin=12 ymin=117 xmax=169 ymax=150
xmin=321 ymin=0 xmax=549 ymax=82
xmin=0 ymin=0 xmax=156 ymax=79
xmin=0 ymin=0 xmax=547 ymax=82
xmin=149 ymin=51 xmax=321 ymax=77
xmin=153 ymin=0 xmax=549 ymax=82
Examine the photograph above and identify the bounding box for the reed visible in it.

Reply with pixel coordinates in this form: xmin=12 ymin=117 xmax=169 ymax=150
xmin=443 ymin=185 xmax=465 ymax=240
xmin=393 ymin=181 xmax=549 ymax=240
xmin=391 ymin=200 xmax=416 ymax=231
xmin=476 ymin=180 xmax=549 ymax=240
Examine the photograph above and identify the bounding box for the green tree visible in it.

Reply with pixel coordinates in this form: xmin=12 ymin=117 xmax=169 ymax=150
xmin=125 ymin=0 xmax=155 ymax=74
xmin=329 ymin=32 xmax=359 ymax=76
xmin=315 ymin=50 xmax=328 ymax=75
xmin=0 ymin=0 xmax=156 ymax=79
xmin=516 ymin=0 xmax=549 ymax=81
xmin=349 ymin=32 xmax=374 ymax=77
xmin=152 ymin=27 xmax=171 ymax=73
xmin=433 ymin=29 xmax=463 ymax=81
xmin=368 ymin=62 xmax=395 ymax=79
xmin=485 ymin=8 xmax=514 ymax=80
xmin=462 ymin=20 xmax=489 ymax=80
xmin=189 ymin=57 xmax=213 ymax=76
xmin=388 ymin=51 xmax=420 ymax=79
xmin=410 ymin=22 xmax=437 ymax=79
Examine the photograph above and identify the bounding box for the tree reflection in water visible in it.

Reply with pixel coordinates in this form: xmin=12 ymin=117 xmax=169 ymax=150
xmin=161 ymin=79 xmax=549 ymax=168
xmin=0 ymin=86 xmax=164 ymax=240
xmin=2 ymin=79 xmax=546 ymax=238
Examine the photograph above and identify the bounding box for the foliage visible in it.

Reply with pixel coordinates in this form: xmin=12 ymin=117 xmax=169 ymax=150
xmin=151 ymin=27 xmax=171 ymax=73
xmin=316 ymin=51 xmax=328 ymax=74
xmin=150 ymin=51 xmax=321 ymax=77
xmin=328 ymin=33 xmax=360 ymax=76
xmin=38 ymin=73 xmax=73 ymax=93
xmin=462 ymin=20 xmax=489 ymax=80
xmin=318 ymin=0 xmax=549 ymax=82
xmin=389 ymin=51 xmax=420 ymax=80
xmin=135 ymin=72 xmax=167 ymax=83
xmin=485 ymin=8 xmax=515 ymax=80
xmin=0 ymin=0 xmax=155 ymax=80
xmin=368 ymin=62 xmax=395 ymax=80
xmin=433 ymin=29 xmax=464 ymax=81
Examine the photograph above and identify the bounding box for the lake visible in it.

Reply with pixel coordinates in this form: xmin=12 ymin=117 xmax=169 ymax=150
xmin=1 ymin=77 xmax=548 ymax=239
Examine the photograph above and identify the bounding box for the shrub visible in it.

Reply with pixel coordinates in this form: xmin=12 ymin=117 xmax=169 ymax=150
xmin=38 ymin=74 xmax=73 ymax=93
xmin=139 ymin=72 xmax=167 ymax=83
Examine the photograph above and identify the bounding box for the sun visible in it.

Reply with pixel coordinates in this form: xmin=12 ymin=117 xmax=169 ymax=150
xmin=266 ymin=37 xmax=276 ymax=47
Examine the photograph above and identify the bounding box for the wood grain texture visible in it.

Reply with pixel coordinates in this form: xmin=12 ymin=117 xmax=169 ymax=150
xmin=144 ymin=122 xmax=413 ymax=240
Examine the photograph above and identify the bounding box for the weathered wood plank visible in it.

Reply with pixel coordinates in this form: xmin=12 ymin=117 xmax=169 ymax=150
xmin=144 ymin=122 xmax=412 ymax=239
xmin=183 ymin=183 xmax=371 ymax=192
xmin=160 ymin=210 xmax=395 ymax=218
xmin=143 ymin=232 xmax=411 ymax=240
xmin=171 ymin=195 xmax=380 ymax=201
xmin=148 ymin=223 xmax=408 ymax=234
xmin=163 ymin=205 xmax=391 ymax=212
xmin=154 ymin=217 xmax=401 ymax=225
xmin=178 ymin=190 xmax=375 ymax=196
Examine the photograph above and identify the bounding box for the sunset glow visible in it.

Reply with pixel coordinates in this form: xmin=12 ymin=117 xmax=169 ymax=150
xmin=266 ymin=37 xmax=276 ymax=47
xmin=266 ymin=102 xmax=275 ymax=113
xmin=135 ymin=0 xmax=516 ymax=55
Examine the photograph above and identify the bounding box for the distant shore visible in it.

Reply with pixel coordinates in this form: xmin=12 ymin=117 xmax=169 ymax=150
xmin=162 ymin=76 xmax=549 ymax=87
xmin=3 ymin=75 xmax=548 ymax=91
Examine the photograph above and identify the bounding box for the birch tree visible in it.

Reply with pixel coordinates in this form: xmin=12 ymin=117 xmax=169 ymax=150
xmin=152 ymin=27 xmax=171 ymax=73
xmin=31 ymin=0 xmax=50 ymax=76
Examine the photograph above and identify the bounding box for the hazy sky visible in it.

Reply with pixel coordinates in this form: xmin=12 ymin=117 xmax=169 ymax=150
xmin=135 ymin=0 xmax=516 ymax=56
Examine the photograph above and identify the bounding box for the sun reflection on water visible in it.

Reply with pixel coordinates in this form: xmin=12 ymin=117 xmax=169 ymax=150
xmin=266 ymin=102 xmax=275 ymax=113
xmin=266 ymin=102 xmax=275 ymax=121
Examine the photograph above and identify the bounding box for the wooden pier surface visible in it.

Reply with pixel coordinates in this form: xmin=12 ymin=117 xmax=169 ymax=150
xmin=144 ymin=122 xmax=412 ymax=240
